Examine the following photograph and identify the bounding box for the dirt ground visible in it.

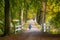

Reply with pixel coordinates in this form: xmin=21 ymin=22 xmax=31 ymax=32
xmin=0 ymin=31 xmax=60 ymax=40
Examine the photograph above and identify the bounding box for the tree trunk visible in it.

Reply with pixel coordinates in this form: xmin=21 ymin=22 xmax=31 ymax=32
xmin=36 ymin=0 xmax=46 ymax=32
xmin=41 ymin=0 xmax=46 ymax=32
xmin=36 ymin=8 xmax=43 ymax=25
xmin=25 ymin=4 xmax=29 ymax=22
xmin=42 ymin=1 xmax=46 ymax=23
xmin=19 ymin=8 xmax=21 ymax=25
xmin=23 ymin=9 xmax=28 ymax=24
xmin=3 ymin=0 xmax=10 ymax=36
xmin=21 ymin=8 xmax=24 ymax=25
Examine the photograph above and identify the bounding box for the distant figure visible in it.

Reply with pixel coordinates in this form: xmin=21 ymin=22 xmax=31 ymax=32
xmin=28 ymin=18 xmax=36 ymax=30
xmin=29 ymin=24 xmax=32 ymax=30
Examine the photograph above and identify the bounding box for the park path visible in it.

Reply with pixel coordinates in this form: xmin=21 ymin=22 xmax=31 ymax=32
xmin=27 ymin=19 xmax=40 ymax=31
xmin=0 ymin=30 xmax=60 ymax=40
xmin=0 ymin=20 xmax=60 ymax=40
xmin=27 ymin=25 xmax=40 ymax=31
xmin=26 ymin=24 xmax=41 ymax=33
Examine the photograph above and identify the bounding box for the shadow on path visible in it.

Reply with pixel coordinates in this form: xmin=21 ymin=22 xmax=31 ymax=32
xmin=0 ymin=30 xmax=60 ymax=40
